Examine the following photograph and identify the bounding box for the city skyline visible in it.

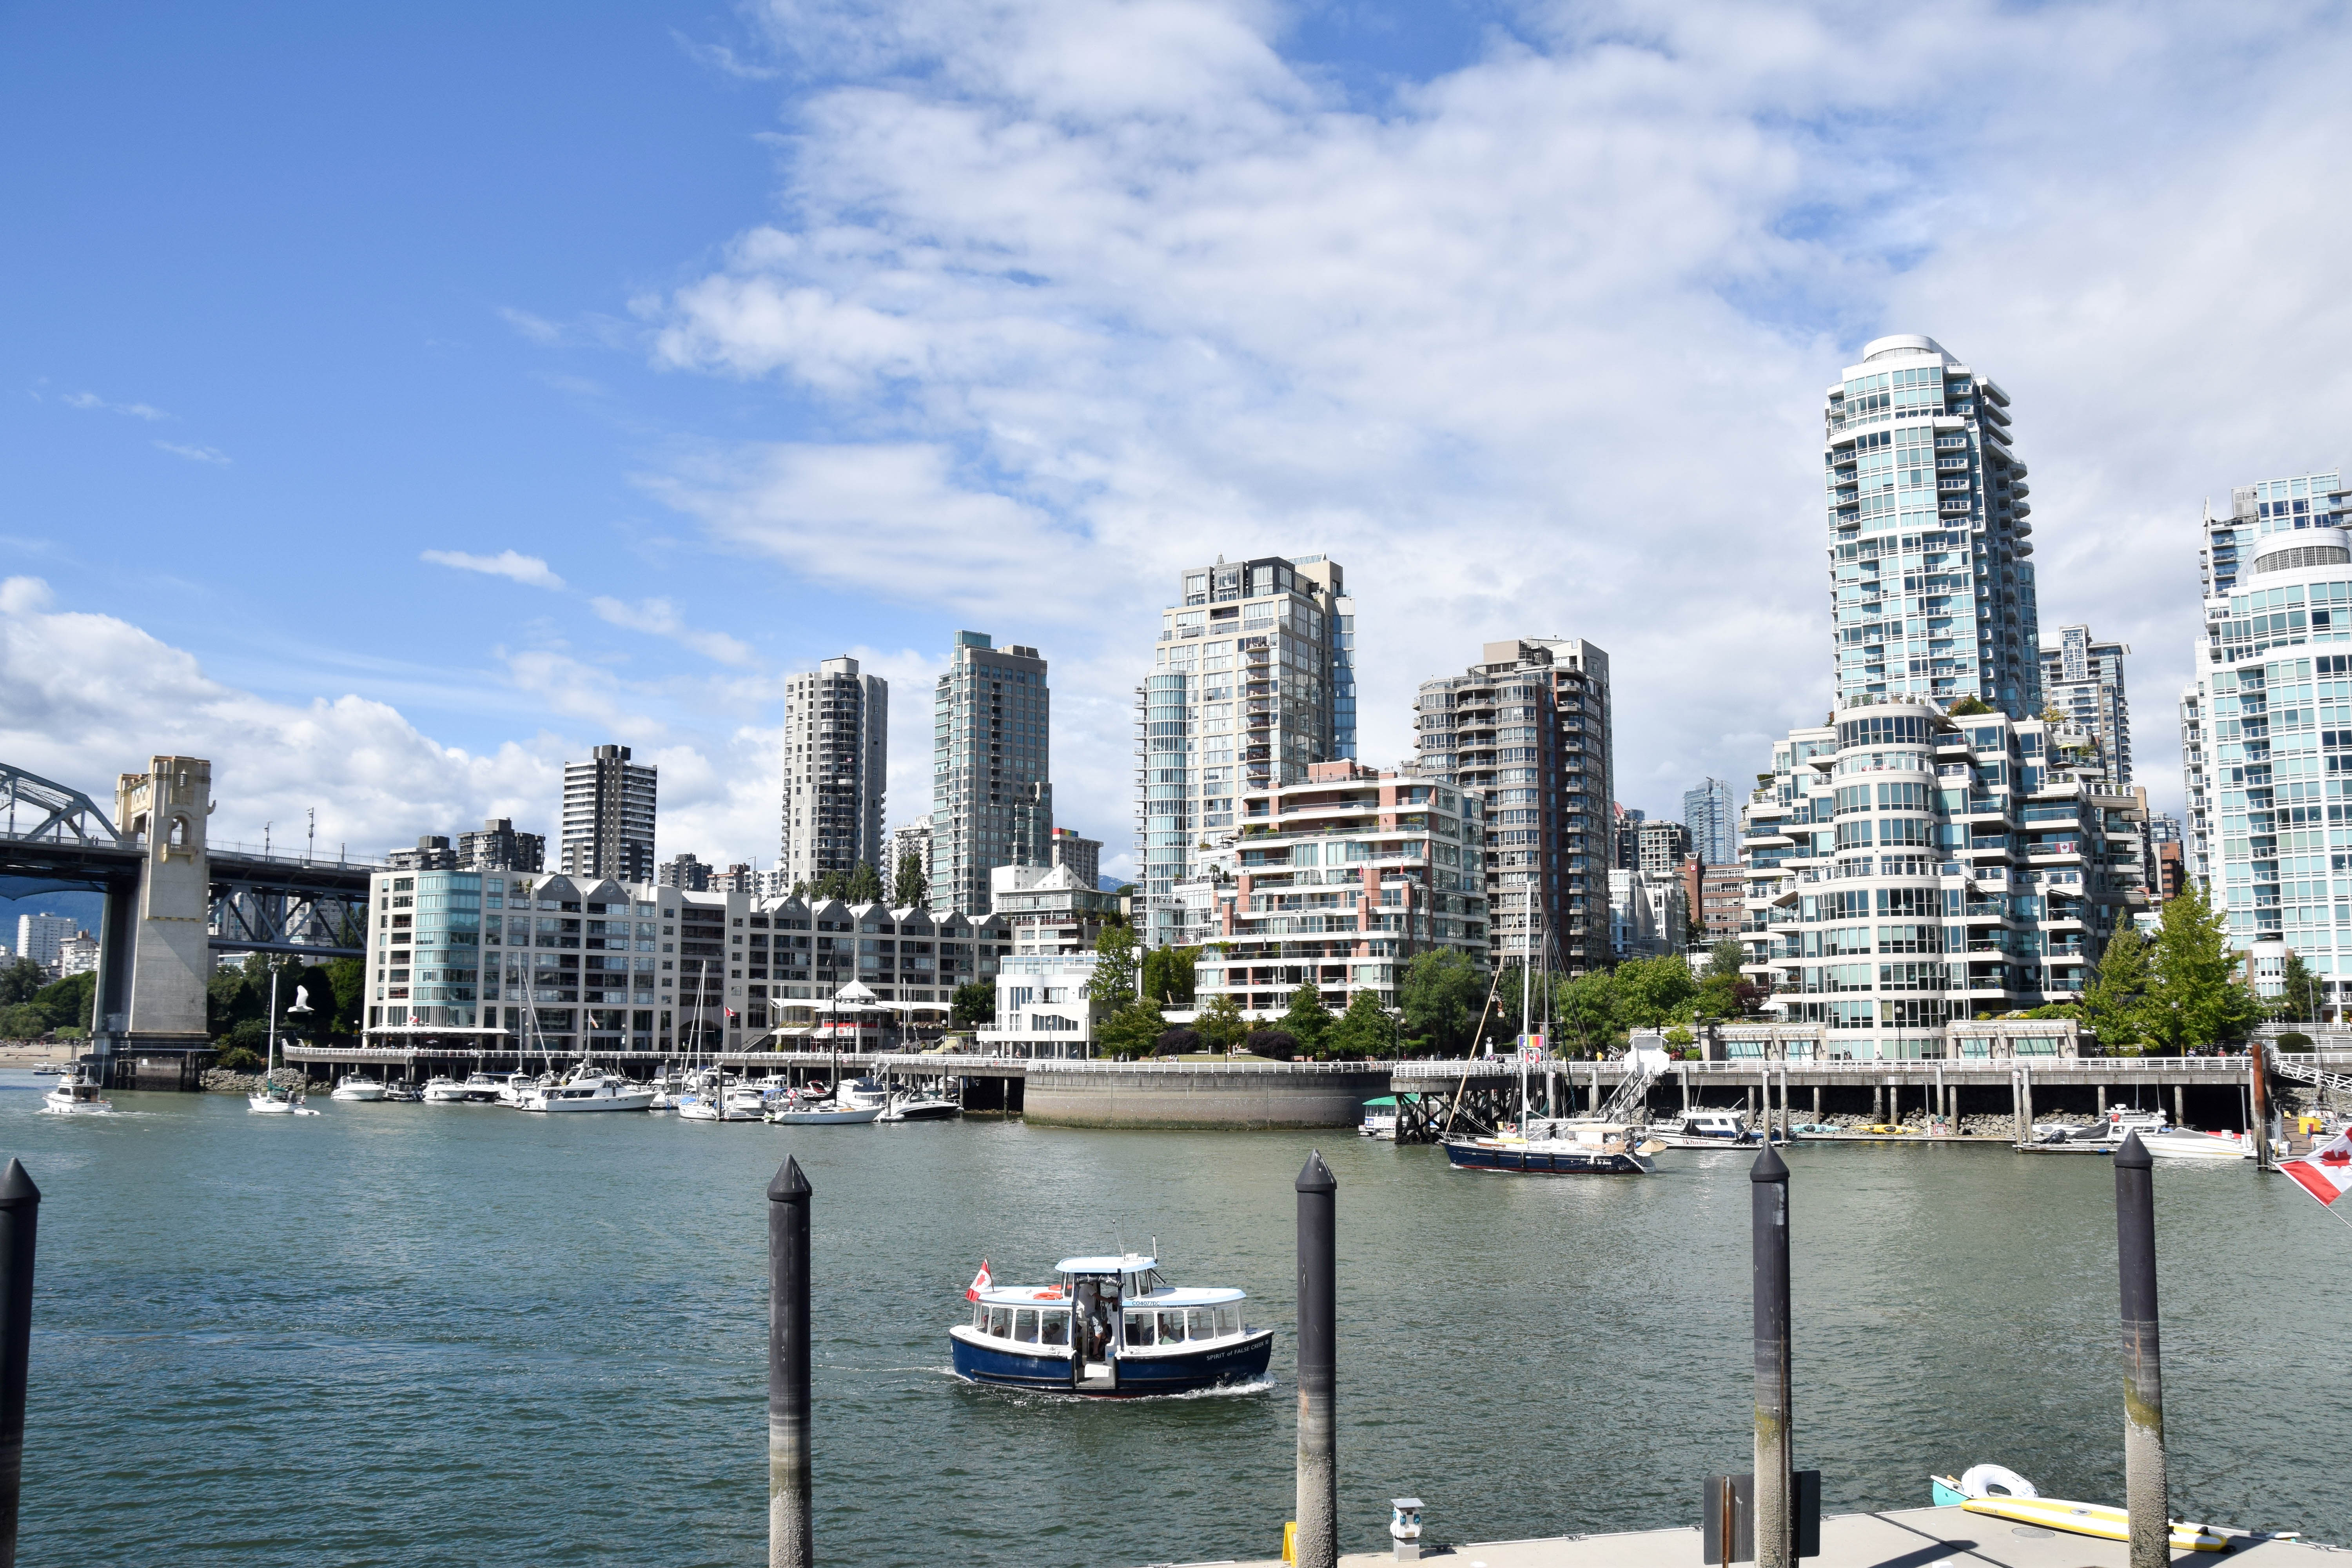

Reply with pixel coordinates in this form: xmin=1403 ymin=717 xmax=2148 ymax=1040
xmin=5 ymin=5 xmax=2349 ymax=885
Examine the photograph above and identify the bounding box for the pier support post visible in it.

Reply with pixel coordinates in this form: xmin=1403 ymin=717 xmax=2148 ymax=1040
xmin=2249 ymin=1039 xmax=2272 ymax=1169
xmin=1811 ymin=1085 xmax=1820 ymax=1119
xmin=1295 ymin=1150 xmax=1338 ymax=1568
xmin=2114 ymin=1133 xmax=2168 ymax=1568
xmin=768 ymin=1157 xmax=813 ymax=1568
xmin=0 ymin=1160 xmax=35 ymax=1568
xmin=2172 ymin=1084 xmax=2182 ymax=1131
xmin=1752 ymin=1145 xmax=1793 ymax=1568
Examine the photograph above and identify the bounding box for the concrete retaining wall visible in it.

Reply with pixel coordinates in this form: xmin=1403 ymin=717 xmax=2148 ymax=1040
xmin=1024 ymin=1061 xmax=1390 ymax=1130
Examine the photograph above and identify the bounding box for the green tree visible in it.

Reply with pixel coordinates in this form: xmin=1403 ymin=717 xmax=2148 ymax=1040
xmin=1947 ymin=695 xmax=1993 ymax=716
xmin=1087 ymin=924 xmax=1140 ymax=1009
xmin=1613 ymin=953 xmax=1699 ymax=1028
xmin=2140 ymin=882 xmax=2260 ymax=1052
xmin=1278 ymin=983 xmax=1334 ymax=1056
xmin=2274 ymin=949 xmax=2323 ymax=1023
xmin=1094 ymin=998 xmax=1167 ymax=1058
xmin=1398 ymin=949 xmax=1486 ymax=1054
xmin=815 ymin=869 xmax=848 ymax=901
xmin=791 ymin=880 xmax=809 ymax=899
xmin=892 ymin=853 xmax=928 ymax=908
xmin=1141 ymin=945 xmax=1198 ymax=1006
xmin=950 ymin=981 xmax=995 ymax=1029
xmin=0 ymin=1003 xmax=47 ymax=1039
xmin=1324 ymin=988 xmax=1397 ymax=1058
xmin=2080 ymin=924 xmax=2151 ymax=1050
xmin=32 ymin=972 xmax=93 ymax=1033
xmin=325 ymin=956 xmax=367 ymax=1034
xmin=1553 ymin=969 xmax=1623 ymax=1056
xmin=0 ymin=958 xmax=46 ymax=1006
xmin=1194 ymin=991 xmax=1247 ymax=1051
xmin=844 ymin=860 xmax=883 ymax=904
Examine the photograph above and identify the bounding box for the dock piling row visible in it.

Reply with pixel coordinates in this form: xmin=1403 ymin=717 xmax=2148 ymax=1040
xmin=768 ymin=1157 xmax=813 ymax=1568
xmin=1294 ymin=1150 xmax=1338 ymax=1568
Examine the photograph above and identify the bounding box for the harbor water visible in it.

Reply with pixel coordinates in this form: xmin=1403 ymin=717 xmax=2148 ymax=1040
xmin=6 ymin=1071 xmax=2344 ymax=1564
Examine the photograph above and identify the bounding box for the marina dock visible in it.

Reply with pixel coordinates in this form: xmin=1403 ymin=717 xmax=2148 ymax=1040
xmin=1211 ymin=1505 xmax=2328 ymax=1566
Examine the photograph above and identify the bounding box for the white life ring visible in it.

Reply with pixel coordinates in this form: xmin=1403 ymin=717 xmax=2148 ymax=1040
xmin=1959 ymin=1463 xmax=2038 ymax=1500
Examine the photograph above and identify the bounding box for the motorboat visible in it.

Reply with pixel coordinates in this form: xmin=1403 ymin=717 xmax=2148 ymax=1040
xmin=31 ymin=1062 xmax=65 ymax=1076
xmin=2035 ymin=1107 xmax=2252 ymax=1161
xmin=516 ymin=1065 xmax=657 ymax=1113
xmin=248 ymin=1078 xmax=320 ymax=1116
xmin=878 ymin=1092 xmax=961 ymax=1123
xmin=420 ymin=1076 xmax=468 ymax=1103
xmin=330 ymin=1074 xmax=387 ymax=1102
xmin=382 ymin=1080 xmax=423 ymax=1102
xmin=766 ymin=1097 xmax=883 ymax=1125
xmin=1359 ymin=1095 xmax=1399 ymax=1140
xmin=40 ymin=1065 xmax=111 ymax=1115
xmin=1443 ymin=1117 xmax=1657 ymax=1175
xmin=497 ymin=1071 xmax=554 ymax=1108
xmin=1650 ymin=1108 xmax=1759 ymax=1149
xmin=839 ymin=1076 xmax=891 ymax=1110
xmin=949 ymin=1251 xmax=1274 ymax=1397
xmin=677 ymin=1069 xmax=761 ymax=1122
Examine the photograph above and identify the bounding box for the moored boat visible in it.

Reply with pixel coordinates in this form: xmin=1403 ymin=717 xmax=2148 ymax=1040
xmin=330 ymin=1074 xmax=387 ymax=1102
xmin=765 ymin=1097 xmax=883 ymax=1125
xmin=2035 ymin=1107 xmax=2251 ymax=1161
xmin=40 ymin=1065 xmax=112 ymax=1116
xmin=1650 ymin=1108 xmax=1759 ymax=1149
xmin=949 ymin=1252 xmax=1273 ymax=1397
xmin=1444 ymin=1116 xmax=1656 ymax=1175
xmin=877 ymin=1090 xmax=960 ymax=1122
xmin=1359 ymin=1095 xmax=1399 ymax=1140
xmin=517 ymin=1064 xmax=656 ymax=1113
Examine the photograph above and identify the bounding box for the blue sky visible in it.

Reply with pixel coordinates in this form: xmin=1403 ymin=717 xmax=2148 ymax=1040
xmin=5 ymin=0 xmax=2349 ymax=881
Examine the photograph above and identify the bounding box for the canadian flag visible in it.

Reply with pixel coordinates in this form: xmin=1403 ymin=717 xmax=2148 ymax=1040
xmin=2281 ymin=1129 xmax=2352 ymax=1208
xmin=965 ymin=1259 xmax=992 ymax=1301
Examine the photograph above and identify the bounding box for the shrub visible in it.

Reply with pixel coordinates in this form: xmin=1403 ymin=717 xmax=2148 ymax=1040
xmin=1245 ymin=1029 xmax=1297 ymax=1061
xmin=2276 ymin=1031 xmax=2315 ymax=1053
xmin=215 ymin=1046 xmax=262 ymax=1071
xmin=1153 ymin=1027 xmax=1202 ymax=1057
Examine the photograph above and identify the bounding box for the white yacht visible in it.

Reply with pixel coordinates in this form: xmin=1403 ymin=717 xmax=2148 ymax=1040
xmin=330 ymin=1074 xmax=387 ymax=1102
xmin=497 ymin=1071 xmax=554 ymax=1108
xmin=677 ymin=1069 xmax=761 ymax=1122
xmin=2037 ymin=1107 xmax=2253 ymax=1161
xmin=877 ymin=1091 xmax=961 ymax=1123
xmin=1651 ymin=1109 xmax=1763 ymax=1149
xmin=517 ymin=1064 xmax=657 ymax=1113
xmin=40 ymin=1065 xmax=112 ymax=1116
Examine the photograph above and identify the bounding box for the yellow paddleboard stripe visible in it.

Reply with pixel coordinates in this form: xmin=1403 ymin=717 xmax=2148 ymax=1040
xmin=1960 ymin=1497 xmax=2225 ymax=1551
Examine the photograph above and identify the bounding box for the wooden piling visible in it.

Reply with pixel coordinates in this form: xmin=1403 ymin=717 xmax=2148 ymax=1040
xmin=1751 ymin=1145 xmax=1793 ymax=1568
xmin=768 ymin=1157 xmax=813 ymax=1568
xmin=2114 ymin=1133 xmax=2168 ymax=1568
xmin=0 ymin=1159 xmax=35 ymax=1568
xmin=1294 ymin=1151 xmax=1338 ymax=1568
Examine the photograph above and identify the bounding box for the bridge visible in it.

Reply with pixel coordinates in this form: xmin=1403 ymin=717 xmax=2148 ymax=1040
xmin=0 ymin=757 xmax=375 ymax=1082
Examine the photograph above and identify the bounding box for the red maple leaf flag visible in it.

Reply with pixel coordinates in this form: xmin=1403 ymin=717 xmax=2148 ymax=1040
xmin=2281 ymin=1129 xmax=2352 ymax=1209
xmin=965 ymin=1259 xmax=992 ymax=1301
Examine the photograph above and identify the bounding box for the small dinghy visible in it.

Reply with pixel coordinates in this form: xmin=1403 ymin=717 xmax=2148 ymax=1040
xmin=950 ymin=1252 xmax=1272 ymax=1397
xmin=1931 ymin=1466 xmax=2239 ymax=1552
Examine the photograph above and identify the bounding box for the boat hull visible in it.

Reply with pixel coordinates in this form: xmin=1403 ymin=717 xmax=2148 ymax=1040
xmin=1443 ymin=1140 xmax=1651 ymax=1175
xmin=767 ymin=1104 xmax=884 ymax=1125
xmin=949 ymin=1328 xmax=1272 ymax=1396
xmin=879 ymin=1100 xmax=960 ymax=1122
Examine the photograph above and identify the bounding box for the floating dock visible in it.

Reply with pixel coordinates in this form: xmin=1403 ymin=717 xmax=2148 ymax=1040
xmin=1210 ymin=1504 xmax=2326 ymax=1566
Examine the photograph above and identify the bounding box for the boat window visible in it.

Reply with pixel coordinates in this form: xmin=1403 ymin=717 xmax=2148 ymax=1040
xmin=988 ymin=1307 xmax=1013 ymax=1339
xmin=1157 ymin=1310 xmax=1187 ymax=1343
xmin=971 ymin=1305 xmax=987 ymax=1331
xmin=1124 ymin=1312 xmax=1155 ymax=1347
xmin=1216 ymin=1305 xmax=1241 ymax=1337
xmin=1014 ymin=1309 xmax=1039 ymax=1344
xmin=1039 ymin=1310 xmax=1069 ymax=1347
xmin=1186 ymin=1308 xmax=1215 ymax=1340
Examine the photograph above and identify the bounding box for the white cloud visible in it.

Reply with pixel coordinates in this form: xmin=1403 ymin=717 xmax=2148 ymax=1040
xmin=154 ymin=442 xmax=230 ymax=466
xmin=498 ymin=306 xmax=564 ymax=345
xmin=589 ymin=595 xmax=755 ymax=665
xmin=638 ymin=0 xmax=2352 ymax=826
xmin=421 ymin=549 xmax=566 ymax=590
xmin=64 ymin=390 xmax=169 ymax=421
xmin=671 ymin=29 xmax=781 ymax=80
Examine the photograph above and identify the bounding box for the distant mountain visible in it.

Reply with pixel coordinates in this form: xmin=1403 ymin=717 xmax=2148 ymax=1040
xmin=1097 ymin=876 xmax=1131 ymax=894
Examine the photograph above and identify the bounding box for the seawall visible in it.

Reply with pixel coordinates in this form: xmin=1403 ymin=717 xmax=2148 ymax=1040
xmin=1023 ymin=1060 xmax=1390 ymax=1130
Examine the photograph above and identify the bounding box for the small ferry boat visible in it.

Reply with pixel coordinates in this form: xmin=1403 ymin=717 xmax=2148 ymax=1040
xmin=950 ymin=1252 xmax=1273 ymax=1397
xmin=330 ymin=1074 xmax=387 ymax=1102
xmin=40 ymin=1065 xmax=112 ymax=1116
xmin=1650 ymin=1109 xmax=1757 ymax=1149
xmin=1443 ymin=1117 xmax=1655 ymax=1175
xmin=1359 ymin=1096 xmax=1399 ymax=1140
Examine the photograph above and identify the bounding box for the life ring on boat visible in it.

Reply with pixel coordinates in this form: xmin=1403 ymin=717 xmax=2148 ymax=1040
xmin=1958 ymin=1464 xmax=2038 ymax=1500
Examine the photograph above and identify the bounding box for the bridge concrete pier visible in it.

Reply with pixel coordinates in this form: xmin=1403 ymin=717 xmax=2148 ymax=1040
xmin=112 ymin=758 xmax=212 ymax=1054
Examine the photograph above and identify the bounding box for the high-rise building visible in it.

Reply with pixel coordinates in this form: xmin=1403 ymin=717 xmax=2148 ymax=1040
xmin=890 ymin=816 xmax=933 ymax=899
xmin=58 ymin=930 xmax=99 ymax=979
xmin=2038 ymin=626 xmax=2132 ymax=786
xmin=1682 ymin=777 xmax=1737 ymax=868
xmin=2182 ymin=471 xmax=2347 ymax=884
xmin=1612 ymin=804 xmax=1644 ymax=870
xmin=1414 ymin=638 xmax=1615 ymax=977
xmin=931 ymin=632 xmax=1049 ymax=916
xmin=561 ymin=744 xmax=657 ymax=884
xmin=458 ymin=818 xmax=543 ymax=873
xmin=1637 ymin=819 xmax=1691 ymax=877
xmin=386 ymin=835 xmax=460 ymax=872
xmin=1139 ymin=555 xmax=1354 ymax=949
xmin=16 ymin=913 xmax=75 ymax=973
xmin=657 ymin=853 xmax=712 ymax=891
xmin=1823 ymin=335 xmax=2040 ymax=717
xmin=2183 ymin=505 xmax=2352 ymax=1008
xmin=1049 ymin=827 xmax=1102 ymax=889
xmin=781 ymin=656 xmax=887 ymax=891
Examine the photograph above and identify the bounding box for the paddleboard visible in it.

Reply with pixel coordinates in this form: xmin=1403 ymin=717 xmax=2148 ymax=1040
xmin=1961 ymin=1495 xmax=2227 ymax=1551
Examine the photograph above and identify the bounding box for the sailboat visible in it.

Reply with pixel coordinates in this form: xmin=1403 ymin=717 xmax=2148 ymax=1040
xmin=249 ymin=969 xmax=321 ymax=1116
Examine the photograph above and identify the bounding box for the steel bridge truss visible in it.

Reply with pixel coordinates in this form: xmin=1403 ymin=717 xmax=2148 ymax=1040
xmin=0 ymin=763 xmax=123 ymax=848
xmin=210 ymin=881 xmax=365 ymax=960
